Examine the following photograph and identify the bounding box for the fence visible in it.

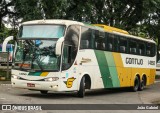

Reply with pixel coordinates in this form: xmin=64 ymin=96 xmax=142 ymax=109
xmin=0 ymin=52 xmax=10 ymax=80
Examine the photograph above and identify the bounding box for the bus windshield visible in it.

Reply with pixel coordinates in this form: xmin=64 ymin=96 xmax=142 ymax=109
xmin=14 ymin=39 xmax=60 ymax=71
xmin=18 ymin=25 xmax=65 ymax=38
xmin=14 ymin=24 xmax=66 ymax=71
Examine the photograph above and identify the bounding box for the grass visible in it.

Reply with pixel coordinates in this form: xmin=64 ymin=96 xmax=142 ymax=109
xmin=0 ymin=70 xmax=7 ymax=76
xmin=155 ymin=75 xmax=160 ymax=79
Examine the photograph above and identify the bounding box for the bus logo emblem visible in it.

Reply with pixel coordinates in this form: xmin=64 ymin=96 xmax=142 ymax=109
xmin=64 ymin=77 xmax=76 ymax=88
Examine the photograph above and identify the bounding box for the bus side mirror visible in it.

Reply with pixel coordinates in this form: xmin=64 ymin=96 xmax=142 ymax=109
xmin=55 ymin=37 xmax=64 ymax=56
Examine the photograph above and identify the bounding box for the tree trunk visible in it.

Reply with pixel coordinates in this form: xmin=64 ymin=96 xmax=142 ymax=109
xmin=157 ymin=37 xmax=160 ymax=62
xmin=0 ymin=17 xmax=2 ymax=31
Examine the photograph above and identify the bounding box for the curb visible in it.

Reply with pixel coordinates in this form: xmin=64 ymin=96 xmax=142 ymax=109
xmin=155 ymin=80 xmax=160 ymax=83
xmin=0 ymin=81 xmax=11 ymax=84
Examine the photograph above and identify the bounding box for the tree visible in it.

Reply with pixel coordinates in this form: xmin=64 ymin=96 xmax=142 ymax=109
xmin=14 ymin=0 xmax=42 ymax=21
xmin=0 ymin=0 xmax=18 ymax=43
xmin=41 ymin=0 xmax=67 ymax=19
xmin=127 ymin=0 xmax=160 ymax=60
xmin=9 ymin=0 xmax=160 ymax=60
xmin=0 ymin=0 xmax=16 ymax=30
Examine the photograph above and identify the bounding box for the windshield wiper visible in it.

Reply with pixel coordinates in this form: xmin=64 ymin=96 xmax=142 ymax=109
xmin=31 ymin=57 xmax=44 ymax=71
xmin=31 ymin=41 xmax=44 ymax=71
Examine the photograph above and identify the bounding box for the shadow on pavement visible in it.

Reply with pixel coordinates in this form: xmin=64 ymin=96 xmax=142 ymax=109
xmin=17 ymin=87 xmax=151 ymax=99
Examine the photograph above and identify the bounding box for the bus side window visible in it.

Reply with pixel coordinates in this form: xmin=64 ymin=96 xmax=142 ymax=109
xmin=150 ymin=44 xmax=156 ymax=57
xmin=80 ymin=27 xmax=93 ymax=49
xmin=146 ymin=43 xmax=156 ymax=57
xmin=107 ymin=34 xmax=113 ymax=51
xmin=146 ymin=50 xmax=150 ymax=56
xmin=130 ymin=48 xmax=136 ymax=54
xmin=62 ymin=25 xmax=80 ymax=70
xmin=108 ymin=43 xmax=112 ymax=51
xmin=146 ymin=43 xmax=151 ymax=56
xmin=119 ymin=36 xmax=127 ymax=53
xmin=81 ymin=40 xmax=89 ymax=49
xmin=95 ymin=31 xmax=105 ymax=50
xmin=138 ymin=42 xmax=145 ymax=56
xmin=129 ymin=40 xmax=137 ymax=55
xmin=120 ymin=46 xmax=126 ymax=53
xmin=113 ymin=35 xmax=118 ymax=52
xmin=104 ymin=32 xmax=108 ymax=51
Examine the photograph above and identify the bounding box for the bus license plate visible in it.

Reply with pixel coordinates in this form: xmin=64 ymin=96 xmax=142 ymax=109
xmin=27 ymin=83 xmax=35 ymax=87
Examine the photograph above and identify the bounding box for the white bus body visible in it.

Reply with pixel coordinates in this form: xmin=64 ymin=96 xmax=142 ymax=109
xmin=11 ymin=20 xmax=156 ymax=97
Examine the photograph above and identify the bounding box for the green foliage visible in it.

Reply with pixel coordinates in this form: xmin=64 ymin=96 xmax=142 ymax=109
xmin=12 ymin=0 xmax=160 ymax=32
xmin=0 ymin=25 xmax=17 ymax=43
xmin=0 ymin=25 xmax=9 ymax=43
xmin=0 ymin=0 xmax=15 ymax=29
xmin=14 ymin=0 xmax=42 ymax=21
xmin=0 ymin=0 xmax=17 ymax=43
xmin=1 ymin=0 xmax=160 ymax=58
xmin=41 ymin=0 xmax=68 ymax=19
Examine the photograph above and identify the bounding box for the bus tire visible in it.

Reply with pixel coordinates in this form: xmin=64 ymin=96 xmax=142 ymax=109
xmin=77 ymin=76 xmax=85 ymax=98
xmin=138 ymin=76 xmax=145 ymax=91
xmin=132 ymin=76 xmax=139 ymax=92
xmin=40 ymin=91 xmax=48 ymax=94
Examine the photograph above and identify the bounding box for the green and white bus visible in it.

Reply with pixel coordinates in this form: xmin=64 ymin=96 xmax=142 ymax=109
xmin=11 ymin=20 xmax=156 ymax=97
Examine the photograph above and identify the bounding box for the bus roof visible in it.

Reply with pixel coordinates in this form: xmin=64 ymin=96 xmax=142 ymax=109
xmin=93 ymin=24 xmax=129 ymax=34
xmin=21 ymin=19 xmax=155 ymax=44
xmin=93 ymin=24 xmax=155 ymax=43
xmin=22 ymin=19 xmax=84 ymax=26
xmin=113 ymin=32 xmax=156 ymax=44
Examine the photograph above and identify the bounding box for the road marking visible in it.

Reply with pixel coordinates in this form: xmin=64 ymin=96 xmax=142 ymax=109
xmin=0 ymin=98 xmax=6 ymax=100
xmin=0 ymin=84 xmax=11 ymax=86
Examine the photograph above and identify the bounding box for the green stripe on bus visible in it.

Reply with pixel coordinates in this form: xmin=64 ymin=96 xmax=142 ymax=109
xmin=94 ymin=50 xmax=113 ymax=88
xmin=104 ymin=52 xmax=120 ymax=87
xmin=28 ymin=72 xmax=42 ymax=76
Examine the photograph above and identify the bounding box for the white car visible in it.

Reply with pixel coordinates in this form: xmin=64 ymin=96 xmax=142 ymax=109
xmin=156 ymin=60 xmax=160 ymax=71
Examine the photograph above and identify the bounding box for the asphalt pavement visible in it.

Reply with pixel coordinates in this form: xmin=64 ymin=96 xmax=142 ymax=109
xmin=0 ymin=70 xmax=160 ymax=113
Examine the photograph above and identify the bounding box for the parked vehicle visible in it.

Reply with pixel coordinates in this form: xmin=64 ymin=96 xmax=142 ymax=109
xmin=0 ymin=44 xmax=14 ymax=65
xmin=156 ymin=60 xmax=160 ymax=71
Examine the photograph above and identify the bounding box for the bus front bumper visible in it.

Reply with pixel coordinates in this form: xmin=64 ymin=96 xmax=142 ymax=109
xmin=11 ymin=78 xmax=61 ymax=91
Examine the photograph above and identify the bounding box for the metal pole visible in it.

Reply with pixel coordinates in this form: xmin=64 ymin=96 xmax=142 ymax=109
xmin=6 ymin=51 xmax=9 ymax=79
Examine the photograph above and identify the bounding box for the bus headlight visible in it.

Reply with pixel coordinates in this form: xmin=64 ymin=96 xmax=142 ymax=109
xmin=11 ymin=75 xmax=20 ymax=79
xmin=44 ymin=77 xmax=59 ymax=81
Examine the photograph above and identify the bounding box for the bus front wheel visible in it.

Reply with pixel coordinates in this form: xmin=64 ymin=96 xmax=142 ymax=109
xmin=77 ymin=76 xmax=85 ymax=98
xmin=132 ymin=76 xmax=139 ymax=92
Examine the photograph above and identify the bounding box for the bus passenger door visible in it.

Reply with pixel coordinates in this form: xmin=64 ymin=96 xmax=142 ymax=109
xmin=60 ymin=25 xmax=80 ymax=91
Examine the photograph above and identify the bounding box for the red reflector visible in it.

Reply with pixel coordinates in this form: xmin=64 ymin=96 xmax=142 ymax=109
xmin=27 ymin=83 xmax=35 ymax=87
